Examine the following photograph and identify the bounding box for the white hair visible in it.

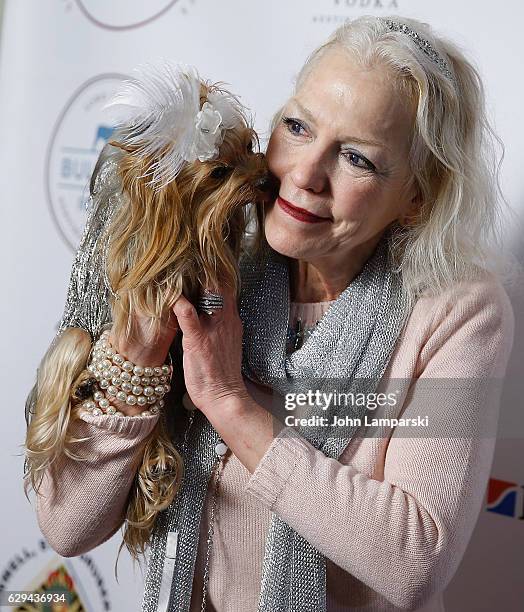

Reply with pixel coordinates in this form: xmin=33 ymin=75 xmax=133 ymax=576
xmin=276 ymin=15 xmax=519 ymax=308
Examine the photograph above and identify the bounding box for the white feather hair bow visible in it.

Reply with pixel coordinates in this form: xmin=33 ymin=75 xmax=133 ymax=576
xmin=105 ymin=61 xmax=246 ymax=189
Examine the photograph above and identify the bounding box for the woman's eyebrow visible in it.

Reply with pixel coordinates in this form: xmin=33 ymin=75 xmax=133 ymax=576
xmin=288 ymin=98 xmax=317 ymax=124
xmin=289 ymin=98 xmax=390 ymax=152
xmin=340 ymin=137 xmax=390 ymax=152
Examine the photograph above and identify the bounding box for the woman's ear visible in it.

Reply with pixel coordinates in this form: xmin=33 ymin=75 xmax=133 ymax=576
xmin=399 ymin=181 xmax=423 ymax=227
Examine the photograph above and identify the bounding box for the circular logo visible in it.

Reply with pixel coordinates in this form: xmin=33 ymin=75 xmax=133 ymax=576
xmin=0 ymin=539 xmax=111 ymax=611
xmin=75 ymin=0 xmax=179 ymax=30
xmin=45 ymin=74 xmax=126 ymax=251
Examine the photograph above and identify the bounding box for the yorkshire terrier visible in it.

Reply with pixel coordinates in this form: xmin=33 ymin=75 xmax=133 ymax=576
xmin=24 ymin=63 xmax=268 ymax=561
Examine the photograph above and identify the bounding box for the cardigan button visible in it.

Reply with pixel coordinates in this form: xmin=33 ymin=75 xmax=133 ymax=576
xmin=215 ymin=441 xmax=229 ymax=457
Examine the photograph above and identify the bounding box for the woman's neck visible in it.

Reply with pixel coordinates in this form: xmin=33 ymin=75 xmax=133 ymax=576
xmin=289 ymin=262 xmax=350 ymax=302
xmin=289 ymin=235 xmax=383 ymax=303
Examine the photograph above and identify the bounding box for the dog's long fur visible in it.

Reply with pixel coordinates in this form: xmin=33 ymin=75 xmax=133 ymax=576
xmin=24 ymin=81 xmax=266 ymax=567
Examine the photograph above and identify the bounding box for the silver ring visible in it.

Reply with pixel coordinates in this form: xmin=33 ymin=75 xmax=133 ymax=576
xmin=196 ymin=290 xmax=224 ymax=315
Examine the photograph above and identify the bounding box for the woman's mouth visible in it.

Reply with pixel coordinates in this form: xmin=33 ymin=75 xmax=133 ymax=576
xmin=276 ymin=197 xmax=331 ymax=224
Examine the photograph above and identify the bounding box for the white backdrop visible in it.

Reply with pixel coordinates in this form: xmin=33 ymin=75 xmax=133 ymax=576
xmin=1 ymin=1 xmax=523 ymax=610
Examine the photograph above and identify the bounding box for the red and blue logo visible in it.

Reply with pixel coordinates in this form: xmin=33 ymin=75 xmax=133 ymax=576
xmin=486 ymin=478 xmax=524 ymax=519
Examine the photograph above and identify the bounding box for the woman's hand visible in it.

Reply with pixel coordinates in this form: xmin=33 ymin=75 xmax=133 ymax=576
xmin=173 ymin=284 xmax=279 ymax=473
xmin=105 ymin=307 xmax=179 ymax=416
xmin=109 ymin=304 xmax=179 ymax=368
xmin=172 ymin=284 xmax=249 ymax=414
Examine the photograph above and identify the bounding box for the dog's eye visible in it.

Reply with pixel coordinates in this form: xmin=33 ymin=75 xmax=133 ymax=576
xmin=246 ymin=141 xmax=254 ymax=154
xmin=210 ymin=166 xmax=232 ymax=180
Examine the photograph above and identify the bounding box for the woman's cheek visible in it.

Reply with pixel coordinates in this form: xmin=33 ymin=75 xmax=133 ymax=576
xmin=332 ymin=179 xmax=378 ymax=221
xmin=266 ymin=132 xmax=290 ymax=178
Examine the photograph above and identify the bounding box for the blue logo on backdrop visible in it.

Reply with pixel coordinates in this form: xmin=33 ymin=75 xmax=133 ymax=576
xmin=485 ymin=478 xmax=524 ymax=520
xmin=75 ymin=0 xmax=180 ymax=30
xmin=45 ymin=74 xmax=126 ymax=251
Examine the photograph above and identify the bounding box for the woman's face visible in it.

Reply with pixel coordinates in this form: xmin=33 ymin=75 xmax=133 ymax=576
xmin=264 ymin=48 xmax=419 ymax=263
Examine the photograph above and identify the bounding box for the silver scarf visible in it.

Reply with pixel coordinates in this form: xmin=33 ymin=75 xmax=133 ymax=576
xmin=142 ymin=230 xmax=410 ymax=612
xmin=24 ymin=153 xmax=123 ymax=430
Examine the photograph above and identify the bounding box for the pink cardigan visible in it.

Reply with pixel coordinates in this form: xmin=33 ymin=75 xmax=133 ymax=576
xmin=33 ymin=274 xmax=515 ymax=611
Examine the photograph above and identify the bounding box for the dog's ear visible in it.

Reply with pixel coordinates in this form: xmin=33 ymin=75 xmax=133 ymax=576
xmin=185 ymin=170 xmax=245 ymax=297
xmin=107 ymin=150 xmax=194 ymax=313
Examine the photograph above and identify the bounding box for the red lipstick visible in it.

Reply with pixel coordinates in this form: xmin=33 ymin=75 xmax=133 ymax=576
xmin=276 ymin=197 xmax=331 ymax=224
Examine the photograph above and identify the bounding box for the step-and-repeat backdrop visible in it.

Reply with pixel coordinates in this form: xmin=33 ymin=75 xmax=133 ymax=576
xmin=1 ymin=1 xmax=522 ymax=610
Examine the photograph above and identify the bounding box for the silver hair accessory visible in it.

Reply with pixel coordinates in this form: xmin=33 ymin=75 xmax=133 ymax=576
xmin=105 ymin=62 xmax=246 ymax=189
xmin=382 ymin=19 xmax=454 ymax=81
xmin=196 ymin=290 xmax=224 ymax=316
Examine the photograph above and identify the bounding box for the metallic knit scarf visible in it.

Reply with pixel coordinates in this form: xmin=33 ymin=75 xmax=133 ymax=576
xmin=142 ymin=230 xmax=410 ymax=612
xmin=24 ymin=153 xmax=124 ymax=429
xmin=55 ymin=154 xmax=124 ymax=339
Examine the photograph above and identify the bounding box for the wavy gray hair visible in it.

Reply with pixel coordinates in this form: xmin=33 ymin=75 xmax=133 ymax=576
xmin=271 ymin=15 xmax=518 ymax=308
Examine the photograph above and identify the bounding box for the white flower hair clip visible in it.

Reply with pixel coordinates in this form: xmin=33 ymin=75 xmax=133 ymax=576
xmin=105 ymin=61 xmax=246 ymax=189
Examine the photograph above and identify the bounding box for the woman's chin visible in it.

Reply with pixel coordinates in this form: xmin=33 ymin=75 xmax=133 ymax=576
xmin=264 ymin=224 xmax=307 ymax=259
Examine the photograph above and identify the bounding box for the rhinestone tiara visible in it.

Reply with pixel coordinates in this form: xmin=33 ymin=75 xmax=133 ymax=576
xmin=381 ymin=19 xmax=454 ymax=81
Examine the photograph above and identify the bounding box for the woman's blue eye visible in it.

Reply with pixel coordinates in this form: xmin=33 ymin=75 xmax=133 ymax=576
xmin=282 ymin=117 xmax=305 ymax=136
xmin=344 ymin=151 xmax=375 ymax=171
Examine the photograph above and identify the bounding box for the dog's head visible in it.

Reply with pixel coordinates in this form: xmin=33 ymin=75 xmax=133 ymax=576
xmin=174 ymin=84 xmax=269 ymax=295
xmin=102 ymin=72 xmax=269 ymax=326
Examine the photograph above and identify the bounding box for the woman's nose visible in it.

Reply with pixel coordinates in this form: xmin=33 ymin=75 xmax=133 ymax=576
xmin=290 ymin=148 xmax=328 ymax=194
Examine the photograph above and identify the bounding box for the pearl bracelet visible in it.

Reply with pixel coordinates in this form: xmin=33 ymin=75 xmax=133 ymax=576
xmin=77 ymin=327 xmax=174 ymax=417
xmin=80 ymin=388 xmax=163 ymax=417
xmin=87 ymin=329 xmax=173 ymax=408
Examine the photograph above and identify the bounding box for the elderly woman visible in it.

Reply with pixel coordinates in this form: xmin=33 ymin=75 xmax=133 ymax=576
xmin=32 ymin=15 xmax=514 ymax=612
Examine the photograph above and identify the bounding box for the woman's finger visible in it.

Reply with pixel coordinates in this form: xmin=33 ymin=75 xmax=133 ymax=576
xmin=173 ymin=294 xmax=203 ymax=339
